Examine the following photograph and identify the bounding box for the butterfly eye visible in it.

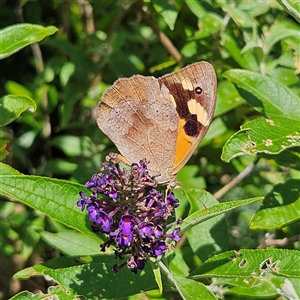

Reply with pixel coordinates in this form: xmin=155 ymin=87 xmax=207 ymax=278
xmin=195 ymin=87 xmax=202 ymax=94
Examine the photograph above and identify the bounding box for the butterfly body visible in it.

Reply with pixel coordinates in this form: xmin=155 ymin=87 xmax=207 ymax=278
xmin=97 ymin=61 xmax=217 ymax=184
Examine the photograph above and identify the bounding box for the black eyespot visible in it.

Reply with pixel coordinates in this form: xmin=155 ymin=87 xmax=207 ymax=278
xmin=195 ymin=87 xmax=202 ymax=94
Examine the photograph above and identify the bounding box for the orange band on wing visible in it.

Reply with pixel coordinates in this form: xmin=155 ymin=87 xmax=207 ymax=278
xmin=173 ymin=118 xmax=192 ymax=168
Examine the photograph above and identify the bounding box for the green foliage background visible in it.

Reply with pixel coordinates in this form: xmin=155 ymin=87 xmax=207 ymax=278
xmin=0 ymin=0 xmax=299 ymax=299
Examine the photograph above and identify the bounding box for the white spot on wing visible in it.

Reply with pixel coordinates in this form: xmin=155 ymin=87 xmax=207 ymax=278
xmin=181 ymin=79 xmax=194 ymax=91
xmin=187 ymin=99 xmax=209 ymax=125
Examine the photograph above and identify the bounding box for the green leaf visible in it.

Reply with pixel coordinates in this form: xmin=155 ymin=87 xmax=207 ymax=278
xmin=238 ymin=0 xmax=271 ymax=17
xmin=277 ymin=50 xmax=297 ymax=69
xmin=14 ymin=255 xmax=157 ymax=298
xmin=269 ymin=67 xmax=299 ymax=87
xmin=190 ymin=249 xmax=300 ymax=278
xmin=173 ymin=276 xmax=217 ymax=300
xmin=59 ymin=62 xmax=75 ymax=86
xmin=181 ymin=41 xmax=198 ymax=57
xmin=221 ymin=33 xmax=260 ymax=71
xmin=264 ymin=21 xmax=300 ymax=55
xmin=177 ymin=166 xmax=206 ymax=189
xmin=51 ymin=135 xmax=93 ymax=157
xmin=222 ymin=117 xmax=300 ymax=162
xmin=277 ymin=0 xmax=300 ymax=23
xmin=266 ymin=148 xmax=300 ymax=170
xmin=182 ymin=189 xmax=229 ymax=262
xmin=4 ymin=81 xmax=32 ymax=97
xmin=0 ymin=163 xmax=21 ymax=175
xmin=165 ymin=251 xmax=190 ymax=277
xmin=281 ymin=278 xmax=300 ymax=300
xmin=218 ymin=2 xmax=255 ymax=28
xmin=192 ymin=13 xmax=223 ymax=39
xmin=215 ymin=80 xmax=245 ymax=116
xmin=41 ymin=230 xmax=103 ymax=256
xmin=249 ymin=179 xmax=300 ymax=230
xmin=221 ymin=278 xmax=278 ymax=298
xmin=201 ymin=117 xmax=228 ymax=148
xmin=152 ymin=0 xmax=178 ymax=30
xmin=10 ymin=291 xmax=47 ymax=299
xmin=179 ymin=196 xmax=263 ymax=235
xmin=185 ymin=0 xmax=207 ymax=19
xmin=0 ymin=175 xmax=98 ymax=239
xmin=220 ymin=276 xmax=299 ymax=298
xmin=0 ymin=23 xmax=58 ymax=59
xmin=224 ymin=69 xmax=300 ymax=120
xmin=0 ymin=95 xmax=36 ymax=126
xmin=151 ymin=258 xmax=163 ymax=295
xmin=43 ymin=159 xmax=78 ymax=176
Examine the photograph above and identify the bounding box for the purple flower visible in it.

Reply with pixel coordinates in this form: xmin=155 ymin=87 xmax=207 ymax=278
xmin=126 ymin=255 xmax=146 ymax=274
xmin=166 ymin=192 xmax=179 ymax=208
xmin=85 ymin=174 xmax=100 ymax=188
xmin=163 ymin=227 xmax=181 ymax=242
xmin=96 ymin=211 xmax=113 ymax=233
xmin=77 ymin=153 xmax=181 ymax=273
xmin=119 ymin=215 xmax=135 ymax=231
xmin=117 ymin=231 xmax=133 ymax=247
xmin=171 ymin=228 xmax=181 ymax=242
xmin=152 ymin=241 xmax=167 ymax=257
xmin=86 ymin=203 xmax=99 ymax=222
xmin=77 ymin=191 xmax=91 ymax=210
xmin=153 ymin=225 xmax=163 ymax=238
xmin=138 ymin=222 xmax=154 ymax=237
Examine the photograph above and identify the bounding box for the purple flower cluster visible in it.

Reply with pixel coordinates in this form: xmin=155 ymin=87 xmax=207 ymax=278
xmin=77 ymin=153 xmax=181 ymax=273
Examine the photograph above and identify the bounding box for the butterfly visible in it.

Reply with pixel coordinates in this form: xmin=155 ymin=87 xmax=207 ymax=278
xmin=97 ymin=61 xmax=217 ymax=185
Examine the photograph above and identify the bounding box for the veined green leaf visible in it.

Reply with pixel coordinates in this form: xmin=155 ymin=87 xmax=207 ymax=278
xmin=250 ymin=179 xmax=300 ymax=230
xmin=14 ymin=255 xmax=157 ymax=298
xmin=222 ymin=117 xmax=300 ymax=162
xmin=173 ymin=276 xmax=217 ymax=300
xmin=0 ymin=175 xmax=97 ymax=239
xmin=180 ymin=196 xmax=263 ymax=235
xmin=190 ymin=249 xmax=300 ymax=279
xmin=224 ymin=69 xmax=300 ymax=120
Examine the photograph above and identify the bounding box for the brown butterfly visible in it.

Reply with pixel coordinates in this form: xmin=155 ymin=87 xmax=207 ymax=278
xmin=97 ymin=61 xmax=217 ymax=184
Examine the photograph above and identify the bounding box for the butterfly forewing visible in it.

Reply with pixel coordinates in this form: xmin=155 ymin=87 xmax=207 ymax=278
xmin=158 ymin=62 xmax=217 ymax=174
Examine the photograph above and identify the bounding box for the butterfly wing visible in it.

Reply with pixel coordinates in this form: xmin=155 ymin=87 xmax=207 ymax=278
xmin=158 ymin=61 xmax=217 ymax=175
xmin=97 ymin=61 xmax=217 ymax=183
xmin=96 ymin=75 xmax=179 ymax=180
